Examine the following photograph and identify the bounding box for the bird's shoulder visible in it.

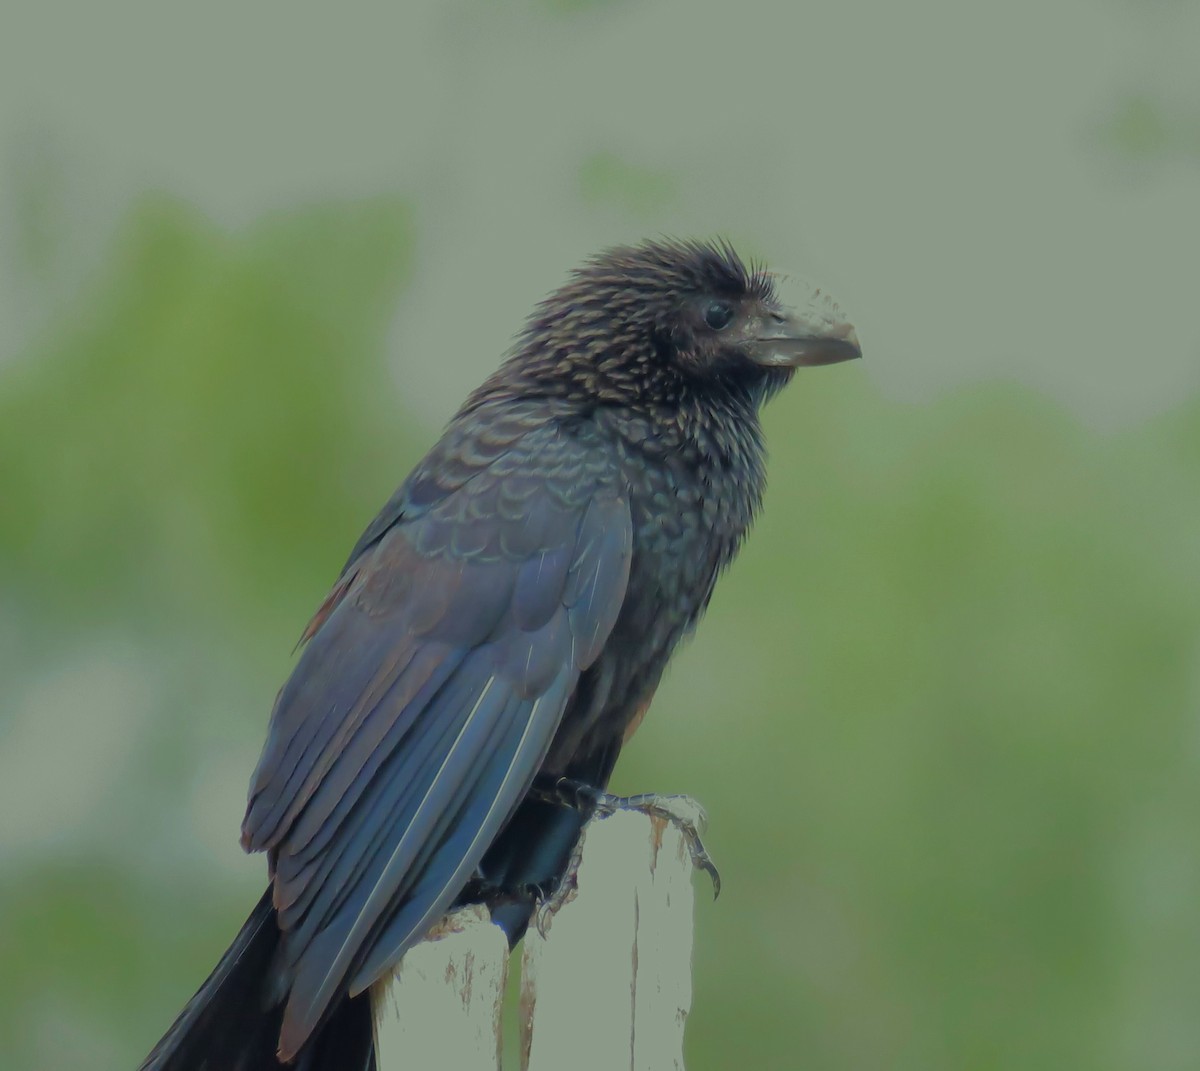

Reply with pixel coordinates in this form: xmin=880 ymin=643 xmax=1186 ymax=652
xmin=340 ymin=398 xmax=624 ymax=572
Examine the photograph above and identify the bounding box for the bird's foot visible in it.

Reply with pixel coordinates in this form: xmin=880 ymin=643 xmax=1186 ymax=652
xmin=531 ymin=777 xmax=721 ymax=898
xmin=601 ymin=791 xmax=721 ymax=899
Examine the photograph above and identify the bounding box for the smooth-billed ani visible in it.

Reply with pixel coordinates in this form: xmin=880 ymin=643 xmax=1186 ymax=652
xmin=140 ymin=237 xmax=860 ymax=1070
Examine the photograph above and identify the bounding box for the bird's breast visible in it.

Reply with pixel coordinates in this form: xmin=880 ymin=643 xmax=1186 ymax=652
xmin=539 ymin=405 xmax=766 ymax=767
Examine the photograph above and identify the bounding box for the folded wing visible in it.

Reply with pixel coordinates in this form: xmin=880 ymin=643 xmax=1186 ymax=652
xmin=239 ymin=419 xmax=631 ymax=1059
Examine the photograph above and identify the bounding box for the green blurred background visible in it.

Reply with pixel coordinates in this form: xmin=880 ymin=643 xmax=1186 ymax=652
xmin=2 ymin=1 xmax=1199 ymax=1068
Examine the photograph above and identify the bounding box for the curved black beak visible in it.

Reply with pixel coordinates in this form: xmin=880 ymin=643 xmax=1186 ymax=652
xmin=742 ymin=309 xmax=862 ymax=368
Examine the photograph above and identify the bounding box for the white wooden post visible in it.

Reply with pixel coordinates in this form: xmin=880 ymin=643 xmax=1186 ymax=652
xmin=373 ymin=904 xmax=510 ymax=1071
xmin=373 ymin=810 xmax=700 ymax=1070
xmin=520 ymin=810 xmax=698 ymax=1071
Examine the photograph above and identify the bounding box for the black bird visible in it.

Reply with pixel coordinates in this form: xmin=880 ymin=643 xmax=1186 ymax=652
xmin=140 ymin=238 xmax=860 ymax=1070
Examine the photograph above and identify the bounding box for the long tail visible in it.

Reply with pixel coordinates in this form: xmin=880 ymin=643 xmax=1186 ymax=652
xmin=139 ymin=887 xmax=376 ymax=1071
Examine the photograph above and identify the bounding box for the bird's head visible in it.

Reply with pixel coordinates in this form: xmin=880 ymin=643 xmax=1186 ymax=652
xmin=513 ymin=238 xmax=861 ymax=407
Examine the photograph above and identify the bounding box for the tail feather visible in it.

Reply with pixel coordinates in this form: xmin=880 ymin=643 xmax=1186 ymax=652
xmin=139 ymin=887 xmax=375 ymax=1071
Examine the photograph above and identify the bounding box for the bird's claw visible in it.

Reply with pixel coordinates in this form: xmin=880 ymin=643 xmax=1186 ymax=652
xmin=534 ymin=778 xmax=721 ymax=898
xmin=597 ymin=792 xmax=721 ymax=899
xmin=532 ymin=840 xmax=585 ymax=939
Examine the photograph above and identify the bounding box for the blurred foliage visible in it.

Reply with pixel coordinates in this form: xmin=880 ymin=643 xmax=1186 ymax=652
xmin=0 ymin=194 xmax=417 ymax=645
xmin=2 ymin=189 xmax=1199 ymax=1071
xmin=538 ymin=0 xmax=628 ymax=13
xmin=0 ymin=194 xmax=422 ymax=1070
xmin=650 ymin=378 xmax=1200 ymax=1070
xmin=1094 ymin=93 xmax=1200 ymax=165
xmin=578 ymin=151 xmax=678 ymax=218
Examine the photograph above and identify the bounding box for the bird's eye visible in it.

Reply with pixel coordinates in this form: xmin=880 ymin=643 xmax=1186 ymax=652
xmin=704 ymin=300 xmax=734 ymax=330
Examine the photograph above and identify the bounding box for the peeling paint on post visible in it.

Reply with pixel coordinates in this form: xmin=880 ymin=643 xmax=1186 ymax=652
xmin=374 ymin=811 xmax=698 ymax=1071
xmin=520 ymin=811 xmax=697 ymax=1071
xmin=374 ymin=904 xmax=510 ymax=1070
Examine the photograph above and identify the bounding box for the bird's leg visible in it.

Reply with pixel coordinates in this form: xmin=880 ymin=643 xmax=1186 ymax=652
xmin=532 ymin=834 xmax=588 ymax=938
xmin=530 ymin=776 xmax=721 ymax=898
